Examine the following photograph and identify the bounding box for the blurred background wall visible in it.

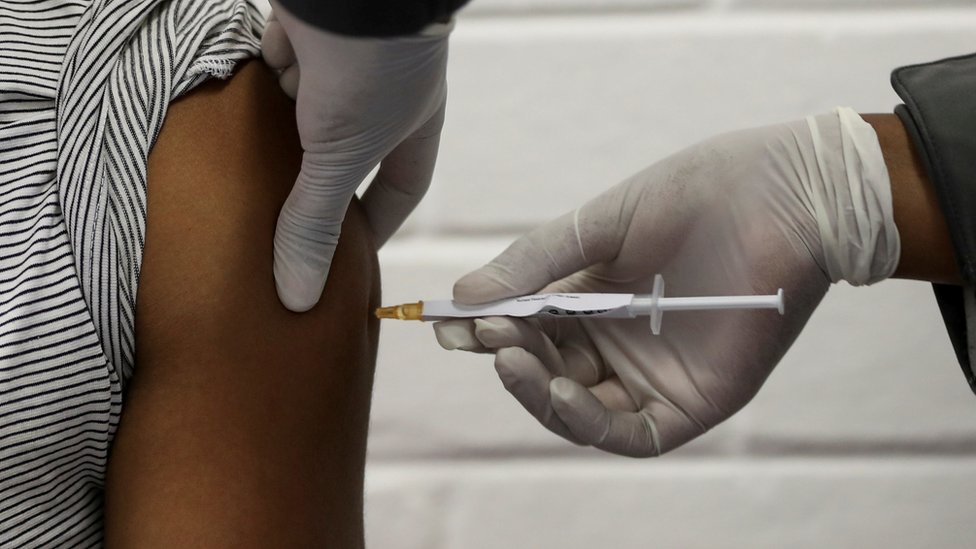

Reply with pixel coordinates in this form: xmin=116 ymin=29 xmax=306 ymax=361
xmin=267 ymin=0 xmax=976 ymax=546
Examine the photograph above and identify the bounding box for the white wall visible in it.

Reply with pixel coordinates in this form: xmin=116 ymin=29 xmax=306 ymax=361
xmin=365 ymin=1 xmax=976 ymax=547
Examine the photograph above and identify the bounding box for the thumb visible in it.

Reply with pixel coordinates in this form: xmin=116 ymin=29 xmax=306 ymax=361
xmin=453 ymin=183 xmax=635 ymax=304
xmin=452 ymin=210 xmax=586 ymax=304
xmin=274 ymin=152 xmax=368 ymax=312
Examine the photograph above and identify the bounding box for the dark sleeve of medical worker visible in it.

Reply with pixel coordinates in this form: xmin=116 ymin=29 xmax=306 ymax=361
xmin=891 ymin=51 xmax=976 ymax=396
xmin=278 ymin=0 xmax=471 ymax=36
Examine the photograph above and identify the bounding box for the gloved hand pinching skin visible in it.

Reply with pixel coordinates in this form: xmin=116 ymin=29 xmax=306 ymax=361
xmin=262 ymin=1 xmax=451 ymax=312
xmin=434 ymin=109 xmax=900 ymax=457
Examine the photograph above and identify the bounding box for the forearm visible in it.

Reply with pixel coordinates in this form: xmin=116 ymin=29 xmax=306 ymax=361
xmin=861 ymin=113 xmax=962 ymax=285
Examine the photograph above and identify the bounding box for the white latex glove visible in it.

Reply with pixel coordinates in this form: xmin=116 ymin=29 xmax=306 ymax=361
xmin=262 ymin=1 xmax=451 ymax=311
xmin=434 ymin=108 xmax=900 ymax=457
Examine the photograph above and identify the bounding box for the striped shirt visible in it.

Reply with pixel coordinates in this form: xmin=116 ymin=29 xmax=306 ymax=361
xmin=0 ymin=1 xmax=264 ymax=545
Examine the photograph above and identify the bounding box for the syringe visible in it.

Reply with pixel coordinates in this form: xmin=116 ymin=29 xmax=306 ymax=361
xmin=375 ymin=275 xmax=784 ymax=334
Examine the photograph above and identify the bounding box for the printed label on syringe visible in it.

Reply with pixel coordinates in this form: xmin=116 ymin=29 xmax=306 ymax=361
xmin=422 ymin=293 xmax=636 ymax=319
xmin=539 ymin=306 xmax=616 ymax=317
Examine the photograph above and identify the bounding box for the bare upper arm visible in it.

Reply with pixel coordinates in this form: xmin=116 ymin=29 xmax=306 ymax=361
xmin=105 ymin=60 xmax=379 ymax=548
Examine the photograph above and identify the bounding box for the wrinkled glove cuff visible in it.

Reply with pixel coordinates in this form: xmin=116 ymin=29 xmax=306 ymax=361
xmin=805 ymin=107 xmax=900 ymax=286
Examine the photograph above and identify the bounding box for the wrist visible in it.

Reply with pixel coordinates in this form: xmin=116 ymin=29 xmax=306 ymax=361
xmin=861 ymin=114 xmax=962 ymax=285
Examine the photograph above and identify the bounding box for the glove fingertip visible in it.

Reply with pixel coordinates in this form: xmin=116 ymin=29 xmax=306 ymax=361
xmin=549 ymin=377 xmax=611 ymax=445
xmin=472 ymin=316 xmax=519 ymax=348
xmin=433 ymin=320 xmax=481 ymax=351
xmin=260 ymin=21 xmax=296 ymax=68
xmin=273 ymin=252 xmax=328 ymax=313
xmin=279 ymin=65 xmax=299 ymax=100
xmin=493 ymin=346 xmax=541 ymax=394
xmin=274 ymin=276 xmax=322 ymax=313
xmin=549 ymin=377 xmax=581 ymax=406
xmin=493 ymin=345 xmax=532 ymax=371
xmin=493 ymin=355 xmax=519 ymax=390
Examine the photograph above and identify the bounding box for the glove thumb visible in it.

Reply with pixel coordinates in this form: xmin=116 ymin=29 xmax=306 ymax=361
xmin=452 ymin=210 xmax=584 ymax=304
xmin=453 ymin=203 xmax=623 ymax=304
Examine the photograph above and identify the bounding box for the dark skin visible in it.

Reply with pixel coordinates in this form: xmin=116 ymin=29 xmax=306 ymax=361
xmin=863 ymin=114 xmax=961 ymax=286
xmin=103 ymin=61 xmax=378 ymax=548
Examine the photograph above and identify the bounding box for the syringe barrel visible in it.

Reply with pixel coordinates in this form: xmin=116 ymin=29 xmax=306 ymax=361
xmin=658 ymin=295 xmax=781 ymax=311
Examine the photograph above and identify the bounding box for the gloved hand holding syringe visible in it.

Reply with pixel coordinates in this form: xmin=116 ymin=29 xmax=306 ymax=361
xmin=411 ymin=109 xmax=899 ymax=458
xmin=376 ymin=275 xmax=784 ymax=335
